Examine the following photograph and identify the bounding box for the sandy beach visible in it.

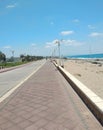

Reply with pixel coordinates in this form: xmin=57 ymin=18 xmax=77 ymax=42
xmin=63 ymin=59 xmax=103 ymax=99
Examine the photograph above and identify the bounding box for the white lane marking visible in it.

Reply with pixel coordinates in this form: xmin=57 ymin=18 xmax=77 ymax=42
xmin=0 ymin=61 xmax=46 ymax=103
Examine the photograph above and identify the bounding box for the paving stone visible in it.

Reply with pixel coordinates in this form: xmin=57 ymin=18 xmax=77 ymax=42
xmin=25 ymin=124 xmax=38 ymax=130
xmin=12 ymin=116 xmax=25 ymax=123
xmin=0 ymin=121 xmax=13 ymax=129
xmin=6 ymin=125 xmax=22 ymax=130
xmin=34 ymin=118 xmax=48 ymax=128
xmin=29 ymin=114 xmax=41 ymax=122
xmin=18 ymin=120 xmax=32 ymax=128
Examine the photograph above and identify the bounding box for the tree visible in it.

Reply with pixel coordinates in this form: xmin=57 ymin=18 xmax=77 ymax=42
xmin=25 ymin=55 xmax=32 ymax=61
xmin=20 ymin=54 xmax=25 ymax=62
xmin=20 ymin=54 xmax=44 ymax=62
xmin=0 ymin=51 xmax=6 ymax=62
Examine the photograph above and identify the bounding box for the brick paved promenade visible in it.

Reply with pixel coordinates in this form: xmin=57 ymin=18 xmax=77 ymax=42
xmin=0 ymin=61 xmax=102 ymax=130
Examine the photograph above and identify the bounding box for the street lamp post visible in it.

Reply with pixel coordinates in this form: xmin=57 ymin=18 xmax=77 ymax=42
xmin=55 ymin=40 xmax=61 ymax=66
xmin=60 ymin=39 xmax=64 ymax=68
xmin=11 ymin=50 xmax=14 ymax=62
xmin=55 ymin=39 xmax=64 ymax=67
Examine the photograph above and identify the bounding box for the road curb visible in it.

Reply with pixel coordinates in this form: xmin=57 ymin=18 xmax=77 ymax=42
xmin=53 ymin=61 xmax=103 ymax=126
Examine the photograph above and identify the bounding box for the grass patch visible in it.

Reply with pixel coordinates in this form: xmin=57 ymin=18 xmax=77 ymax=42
xmin=0 ymin=61 xmax=29 ymax=68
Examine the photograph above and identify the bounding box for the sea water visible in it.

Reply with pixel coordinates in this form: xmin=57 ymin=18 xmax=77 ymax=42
xmin=67 ymin=53 xmax=103 ymax=59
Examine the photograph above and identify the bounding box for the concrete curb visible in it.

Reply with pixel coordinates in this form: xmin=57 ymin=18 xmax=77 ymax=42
xmin=53 ymin=62 xmax=103 ymax=126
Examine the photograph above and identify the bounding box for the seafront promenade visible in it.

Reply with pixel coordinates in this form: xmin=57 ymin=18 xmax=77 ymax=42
xmin=0 ymin=61 xmax=102 ymax=130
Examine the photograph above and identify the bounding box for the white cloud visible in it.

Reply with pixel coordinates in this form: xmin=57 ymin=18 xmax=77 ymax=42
xmin=45 ymin=39 xmax=83 ymax=48
xmin=52 ymin=39 xmax=60 ymax=44
xmin=89 ymin=32 xmax=103 ymax=37
xmin=31 ymin=43 xmax=36 ymax=47
xmin=62 ymin=39 xmax=83 ymax=46
xmin=62 ymin=39 xmax=75 ymax=45
xmin=45 ymin=39 xmax=58 ymax=48
xmin=45 ymin=43 xmax=52 ymax=48
xmin=88 ymin=25 xmax=95 ymax=29
xmin=72 ymin=19 xmax=80 ymax=23
xmin=3 ymin=46 xmax=11 ymax=49
xmin=6 ymin=3 xmax=17 ymax=8
xmin=60 ymin=31 xmax=74 ymax=36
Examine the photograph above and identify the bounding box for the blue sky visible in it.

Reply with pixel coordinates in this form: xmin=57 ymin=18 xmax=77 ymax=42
xmin=0 ymin=0 xmax=103 ymax=57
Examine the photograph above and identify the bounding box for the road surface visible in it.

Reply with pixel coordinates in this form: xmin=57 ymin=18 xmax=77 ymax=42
xmin=0 ymin=60 xmax=46 ymax=98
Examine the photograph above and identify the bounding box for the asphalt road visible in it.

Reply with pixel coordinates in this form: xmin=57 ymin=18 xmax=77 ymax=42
xmin=0 ymin=60 xmax=46 ymax=98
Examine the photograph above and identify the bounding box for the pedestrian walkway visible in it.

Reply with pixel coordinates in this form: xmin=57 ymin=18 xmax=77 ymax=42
xmin=0 ymin=61 xmax=102 ymax=130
